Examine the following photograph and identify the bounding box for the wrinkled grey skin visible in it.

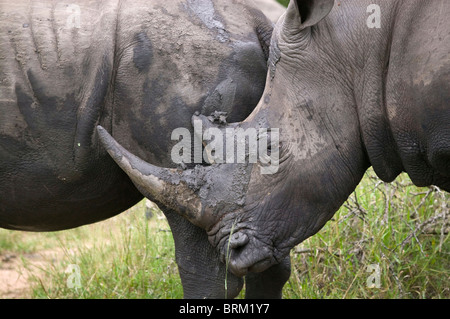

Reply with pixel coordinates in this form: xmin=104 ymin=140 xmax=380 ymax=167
xmin=99 ymin=0 xmax=449 ymax=283
xmin=0 ymin=0 xmax=288 ymax=298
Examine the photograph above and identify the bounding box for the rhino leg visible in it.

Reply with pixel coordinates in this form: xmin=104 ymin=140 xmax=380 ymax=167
xmin=162 ymin=208 xmax=243 ymax=299
xmin=244 ymin=255 xmax=291 ymax=299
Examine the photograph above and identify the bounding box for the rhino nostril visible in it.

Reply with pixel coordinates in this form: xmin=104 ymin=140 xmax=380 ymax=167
xmin=229 ymin=232 xmax=249 ymax=249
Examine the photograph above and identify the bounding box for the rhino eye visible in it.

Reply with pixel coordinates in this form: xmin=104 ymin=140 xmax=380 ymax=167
xmin=257 ymin=129 xmax=281 ymax=162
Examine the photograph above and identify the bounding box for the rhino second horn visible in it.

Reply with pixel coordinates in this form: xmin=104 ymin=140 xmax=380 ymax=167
xmin=96 ymin=126 xmax=205 ymax=228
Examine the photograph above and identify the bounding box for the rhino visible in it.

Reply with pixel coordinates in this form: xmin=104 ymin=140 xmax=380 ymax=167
xmin=0 ymin=0 xmax=289 ymax=298
xmin=98 ymin=0 xmax=449 ymax=290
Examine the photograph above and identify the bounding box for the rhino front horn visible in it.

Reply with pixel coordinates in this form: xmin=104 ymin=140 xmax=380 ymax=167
xmin=96 ymin=126 xmax=208 ymax=228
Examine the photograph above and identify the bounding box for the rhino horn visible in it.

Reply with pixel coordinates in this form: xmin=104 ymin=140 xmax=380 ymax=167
xmin=96 ymin=126 xmax=207 ymax=228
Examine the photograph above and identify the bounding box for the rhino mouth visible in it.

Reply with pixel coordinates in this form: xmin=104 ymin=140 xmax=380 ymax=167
xmin=208 ymin=214 xmax=279 ymax=277
xmin=225 ymin=234 xmax=276 ymax=277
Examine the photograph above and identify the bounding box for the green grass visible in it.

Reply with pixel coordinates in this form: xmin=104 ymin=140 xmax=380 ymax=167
xmin=0 ymin=201 xmax=182 ymax=299
xmin=0 ymin=170 xmax=448 ymax=299
xmin=284 ymin=170 xmax=449 ymax=299
xmin=34 ymin=201 xmax=182 ymax=299
xmin=277 ymin=0 xmax=289 ymax=7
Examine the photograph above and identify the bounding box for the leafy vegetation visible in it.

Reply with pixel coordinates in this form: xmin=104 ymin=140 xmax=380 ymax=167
xmin=284 ymin=170 xmax=449 ymax=299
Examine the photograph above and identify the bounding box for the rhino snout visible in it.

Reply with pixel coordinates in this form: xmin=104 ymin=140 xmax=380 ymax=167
xmin=223 ymin=232 xmax=275 ymax=277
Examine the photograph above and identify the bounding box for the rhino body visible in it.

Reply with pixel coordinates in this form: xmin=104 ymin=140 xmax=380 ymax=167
xmin=99 ymin=0 xmax=449 ymax=292
xmin=0 ymin=0 xmax=270 ymax=231
xmin=0 ymin=0 xmax=289 ymax=298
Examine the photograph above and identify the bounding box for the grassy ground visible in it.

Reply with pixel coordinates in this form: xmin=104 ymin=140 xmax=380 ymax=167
xmin=0 ymin=170 xmax=448 ymax=299
xmin=285 ymin=170 xmax=449 ymax=299
xmin=0 ymin=201 xmax=182 ymax=299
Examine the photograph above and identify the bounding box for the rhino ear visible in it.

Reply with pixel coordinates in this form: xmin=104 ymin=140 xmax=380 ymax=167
xmin=285 ymin=0 xmax=334 ymax=30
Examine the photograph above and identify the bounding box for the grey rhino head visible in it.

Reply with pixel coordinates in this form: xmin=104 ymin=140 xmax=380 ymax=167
xmin=98 ymin=0 xmax=450 ymax=277
xmin=96 ymin=0 xmax=358 ymax=277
